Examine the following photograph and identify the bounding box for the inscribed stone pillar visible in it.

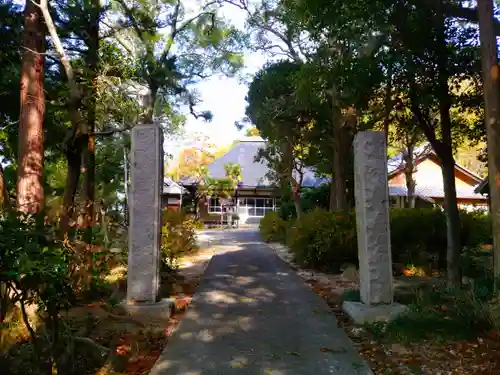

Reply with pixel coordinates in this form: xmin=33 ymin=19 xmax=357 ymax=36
xmin=127 ymin=123 xmax=163 ymax=304
xmin=353 ymin=131 xmax=393 ymax=305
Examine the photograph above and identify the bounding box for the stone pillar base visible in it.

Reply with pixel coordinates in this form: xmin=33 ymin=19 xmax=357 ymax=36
xmin=121 ymin=298 xmax=175 ymax=323
xmin=343 ymin=301 xmax=408 ymax=324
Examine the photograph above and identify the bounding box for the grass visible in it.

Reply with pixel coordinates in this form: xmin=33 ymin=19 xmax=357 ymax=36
xmin=364 ymin=286 xmax=496 ymax=343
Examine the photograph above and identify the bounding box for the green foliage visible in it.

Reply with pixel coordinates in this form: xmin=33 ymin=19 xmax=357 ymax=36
xmin=278 ymin=184 xmax=331 ymax=220
xmin=0 ymin=210 xmax=117 ymax=373
xmin=161 ymin=210 xmax=198 ymax=268
xmin=279 ymin=207 xmax=491 ymax=274
xmin=368 ymin=286 xmax=495 ymax=343
xmin=259 ymin=211 xmax=288 ymax=243
xmin=390 ymin=208 xmax=492 ymax=268
xmin=0 ymin=212 xmax=75 ymax=314
xmin=287 ymin=208 xmax=358 ymax=272
xmin=390 ymin=208 xmax=447 ymax=268
xmin=199 ymin=162 xmax=242 ymax=201
xmin=246 ymin=61 xmax=313 ymax=188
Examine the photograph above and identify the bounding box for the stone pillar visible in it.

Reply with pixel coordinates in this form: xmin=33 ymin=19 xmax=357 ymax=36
xmin=354 ymin=131 xmax=393 ymax=305
xmin=127 ymin=124 xmax=163 ymax=304
xmin=343 ymin=131 xmax=406 ymax=323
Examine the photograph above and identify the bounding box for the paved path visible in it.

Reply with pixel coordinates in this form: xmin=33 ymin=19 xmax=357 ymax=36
xmin=150 ymin=230 xmax=372 ymax=375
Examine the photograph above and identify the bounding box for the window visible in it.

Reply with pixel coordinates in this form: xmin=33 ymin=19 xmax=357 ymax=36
xmin=389 ymin=197 xmax=398 ymax=208
xmin=238 ymin=197 xmax=275 ymax=217
xmin=208 ymin=198 xmax=222 ymax=213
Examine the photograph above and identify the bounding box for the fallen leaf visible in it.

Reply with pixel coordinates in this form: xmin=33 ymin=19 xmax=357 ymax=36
xmin=320 ymin=347 xmax=346 ymax=353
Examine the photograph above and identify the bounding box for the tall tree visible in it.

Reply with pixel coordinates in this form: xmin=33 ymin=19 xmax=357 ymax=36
xmin=17 ymin=0 xmax=45 ymax=213
xmin=477 ymin=0 xmax=500 ymax=289
xmin=246 ymin=61 xmax=313 ymax=217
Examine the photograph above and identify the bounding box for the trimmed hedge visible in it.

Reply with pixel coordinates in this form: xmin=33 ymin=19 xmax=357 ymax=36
xmin=286 ymin=208 xmax=358 ymax=272
xmin=391 ymin=208 xmax=492 ymax=269
xmin=260 ymin=208 xmax=492 ymax=273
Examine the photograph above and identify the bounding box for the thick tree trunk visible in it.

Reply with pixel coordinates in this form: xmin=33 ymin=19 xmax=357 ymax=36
xmin=403 ymin=144 xmax=416 ymax=208
xmin=17 ymin=0 xmax=45 ymax=213
xmin=291 ymin=180 xmax=302 ymax=218
xmin=436 ymin=0 xmax=461 ymax=285
xmin=0 ymin=165 xmax=10 ymax=210
xmin=441 ymin=151 xmax=462 ymax=284
xmin=329 ymin=169 xmax=337 ymax=211
xmin=82 ymin=3 xmax=99 ymax=240
xmin=59 ymin=137 xmax=83 ymax=234
xmin=40 ymin=0 xmax=89 ymax=234
xmin=478 ymin=0 xmax=500 ymax=292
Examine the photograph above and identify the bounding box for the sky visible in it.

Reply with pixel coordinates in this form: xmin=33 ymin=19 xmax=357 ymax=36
xmin=165 ymin=2 xmax=268 ymax=155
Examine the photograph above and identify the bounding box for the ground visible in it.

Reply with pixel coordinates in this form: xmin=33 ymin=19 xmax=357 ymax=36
xmin=150 ymin=229 xmax=371 ymax=375
xmin=269 ymin=242 xmax=500 ymax=375
xmin=6 ymin=229 xmax=499 ymax=375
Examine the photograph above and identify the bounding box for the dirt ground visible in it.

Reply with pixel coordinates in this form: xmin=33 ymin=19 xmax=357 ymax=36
xmin=67 ymin=249 xmax=215 ymax=375
xmin=269 ymin=242 xmax=500 ymax=375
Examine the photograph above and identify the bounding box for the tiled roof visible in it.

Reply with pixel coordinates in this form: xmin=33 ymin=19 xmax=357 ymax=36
xmin=474 ymin=177 xmax=489 ymax=195
xmin=389 ymin=185 xmax=486 ymax=200
xmin=187 ymin=137 xmax=326 ymax=188
xmin=163 ymin=177 xmax=185 ymax=195
xmin=388 ymin=144 xmax=483 ymax=184
xmin=387 ymin=144 xmax=432 ymax=174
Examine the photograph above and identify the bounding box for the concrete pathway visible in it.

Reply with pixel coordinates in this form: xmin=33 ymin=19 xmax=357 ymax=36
xmin=150 ymin=230 xmax=372 ymax=375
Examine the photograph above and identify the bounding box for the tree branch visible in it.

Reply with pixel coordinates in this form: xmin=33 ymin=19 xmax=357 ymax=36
xmin=92 ymin=123 xmax=135 ymax=137
xmin=444 ymin=2 xmax=500 ymax=36
xmin=38 ymin=0 xmax=87 ymax=134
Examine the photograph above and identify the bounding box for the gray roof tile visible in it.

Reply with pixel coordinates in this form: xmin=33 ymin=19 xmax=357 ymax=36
xmin=389 ymin=185 xmax=486 ymax=200
xmin=206 ymin=138 xmax=325 ymax=188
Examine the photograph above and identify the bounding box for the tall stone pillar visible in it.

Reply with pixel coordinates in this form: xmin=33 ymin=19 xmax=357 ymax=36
xmin=127 ymin=123 xmax=163 ymax=304
xmin=343 ymin=131 xmax=406 ymax=323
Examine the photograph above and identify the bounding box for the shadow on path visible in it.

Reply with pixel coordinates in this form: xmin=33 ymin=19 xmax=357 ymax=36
xmin=150 ymin=230 xmax=371 ymax=375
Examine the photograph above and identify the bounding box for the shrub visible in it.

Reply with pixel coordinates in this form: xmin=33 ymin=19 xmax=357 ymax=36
xmin=0 ymin=210 xmax=114 ymax=374
xmin=369 ymin=286 xmax=495 ymax=342
xmin=390 ymin=208 xmax=447 ymax=268
xmin=161 ymin=210 xmax=198 ymax=268
xmin=282 ymin=207 xmax=492 ymax=274
xmin=390 ymin=208 xmax=492 ymax=269
xmin=460 ymin=210 xmax=492 ymax=248
xmin=287 ymin=208 xmax=357 ymax=272
xmin=259 ymin=211 xmax=288 ymax=243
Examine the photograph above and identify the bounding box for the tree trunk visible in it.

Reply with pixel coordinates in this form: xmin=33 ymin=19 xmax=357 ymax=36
xmin=384 ymin=60 xmax=392 ymax=147
xmin=17 ymin=0 xmax=45 ymax=213
xmin=291 ymin=180 xmax=302 ymax=218
xmin=436 ymin=0 xmax=461 ymax=285
xmin=403 ymin=144 xmax=416 ymax=208
xmin=39 ymin=0 xmax=89 ymax=234
xmin=330 ymin=91 xmax=347 ymax=211
xmin=0 ymin=164 xmax=10 ymax=210
xmin=477 ymin=0 xmax=500 ymax=292
xmin=329 ymin=169 xmax=337 ymax=212
xmin=59 ymin=137 xmax=83 ymax=234
xmin=82 ymin=2 xmax=99 ymax=240
xmin=441 ymin=151 xmax=462 ymax=285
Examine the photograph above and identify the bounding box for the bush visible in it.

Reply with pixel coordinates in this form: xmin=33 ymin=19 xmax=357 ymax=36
xmin=460 ymin=210 xmax=492 ymax=248
xmin=390 ymin=208 xmax=447 ymax=268
xmin=279 ymin=207 xmax=492 ymax=275
xmin=0 ymin=210 xmax=115 ymax=374
xmin=369 ymin=286 xmax=495 ymax=342
xmin=287 ymin=208 xmax=357 ymax=272
xmin=390 ymin=208 xmax=492 ymax=269
xmin=259 ymin=211 xmax=288 ymax=243
xmin=161 ymin=210 xmax=198 ymax=268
